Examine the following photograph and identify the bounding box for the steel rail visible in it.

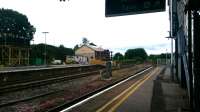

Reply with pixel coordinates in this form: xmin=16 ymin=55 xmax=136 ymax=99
xmin=48 ymin=66 xmax=153 ymax=112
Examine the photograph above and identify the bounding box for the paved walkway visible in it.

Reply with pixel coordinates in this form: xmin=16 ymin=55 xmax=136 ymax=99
xmin=115 ymin=67 xmax=160 ymax=112
xmin=97 ymin=66 xmax=191 ymax=112
xmin=151 ymin=66 xmax=191 ymax=112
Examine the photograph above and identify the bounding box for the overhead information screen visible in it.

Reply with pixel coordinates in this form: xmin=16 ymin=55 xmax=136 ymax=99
xmin=105 ymin=0 xmax=166 ymax=17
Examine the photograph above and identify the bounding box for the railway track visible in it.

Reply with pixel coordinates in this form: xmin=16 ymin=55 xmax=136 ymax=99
xmin=47 ymin=66 xmax=153 ymax=112
xmin=0 ymin=70 xmax=101 ymax=108
xmin=0 ymin=70 xmax=101 ymax=94
xmin=0 ymin=64 xmax=137 ymax=94
xmin=0 ymin=65 xmax=152 ymax=111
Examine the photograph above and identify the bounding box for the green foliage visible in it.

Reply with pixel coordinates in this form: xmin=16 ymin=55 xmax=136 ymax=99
xmin=148 ymin=53 xmax=170 ymax=59
xmin=113 ymin=48 xmax=147 ymax=66
xmin=118 ymin=59 xmax=137 ymax=64
xmin=148 ymin=53 xmax=171 ymax=62
xmin=81 ymin=38 xmax=96 ymax=46
xmin=159 ymin=53 xmax=171 ymax=59
xmin=113 ymin=52 xmax=124 ymax=61
xmin=58 ymin=44 xmax=74 ymax=60
xmin=82 ymin=37 xmax=89 ymax=45
xmin=125 ymin=48 xmax=148 ymax=61
xmin=30 ymin=44 xmax=74 ymax=64
xmin=0 ymin=8 xmax=35 ymax=40
xmin=73 ymin=44 xmax=79 ymax=51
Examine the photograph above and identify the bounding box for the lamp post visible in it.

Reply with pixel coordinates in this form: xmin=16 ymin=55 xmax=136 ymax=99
xmin=110 ymin=51 xmax=113 ymax=61
xmin=166 ymin=49 xmax=168 ymax=65
xmin=165 ymin=35 xmax=174 ymax=80
xmin=4 ymin=36 xmax=7 ymax=65
xmin=42 ymin=32 xmax=49 ymax=65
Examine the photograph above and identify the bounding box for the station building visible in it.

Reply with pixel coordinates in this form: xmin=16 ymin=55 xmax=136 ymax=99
xmin=75 ymin=45 xmax=110 ymax=65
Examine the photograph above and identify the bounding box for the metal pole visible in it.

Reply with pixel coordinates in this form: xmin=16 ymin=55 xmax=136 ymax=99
xmin=171 ymin=38 xmax=173 ymax=66
xmin=170 ymin=0 xmax=174 ymax=81
xmin=1 ymin=37 xmax=3 ymax=65
xmin=9 ymin=47 xmax=11 ymax=65
xmin=166 ymin=49 xmax=167 ymax=65
xmin=28 ymin=49 xmax=30 ymax=65
xmin=171 ymin=37 xmax=174 ymax=80
xmin=187 ymin=9 xmax=193 ymax=110
xmin=4 ymin=36 xmax=6 ymax=65
xmin=42 ymin=32 xmax=49 ymax=65
xmin=110 ymin=51 xmax=113 ymax=61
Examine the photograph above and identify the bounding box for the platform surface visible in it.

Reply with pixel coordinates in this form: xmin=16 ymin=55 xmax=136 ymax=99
xmin=115 ymin=67 xmax=159 ymax=112
xmin=102 ymin=66 xmax=191 ymax=112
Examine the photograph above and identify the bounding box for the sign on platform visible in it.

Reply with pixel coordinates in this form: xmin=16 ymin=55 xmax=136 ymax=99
xmin=105 ymin=0 xmax=166 ymax=17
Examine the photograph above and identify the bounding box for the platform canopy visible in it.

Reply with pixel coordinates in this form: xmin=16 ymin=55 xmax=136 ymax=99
xmin=105 ymin=0 xmax=166 ymax=17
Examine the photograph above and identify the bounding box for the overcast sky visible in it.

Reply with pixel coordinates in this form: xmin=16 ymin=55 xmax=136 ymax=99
xmin=0 ymin=0 xmax=171 ymax=55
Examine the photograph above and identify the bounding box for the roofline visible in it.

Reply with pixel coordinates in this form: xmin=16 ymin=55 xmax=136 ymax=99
xmin=79 ymin=44 xmax=105 ymax=51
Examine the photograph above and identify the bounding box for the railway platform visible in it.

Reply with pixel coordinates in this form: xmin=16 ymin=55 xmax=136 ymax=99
xmin=96 ymin=66 xmax=191 ymax=112
xmin=151 ymin=67 xmax=191 ymax=112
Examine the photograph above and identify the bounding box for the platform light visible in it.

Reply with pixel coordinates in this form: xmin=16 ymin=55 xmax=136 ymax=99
xmin=42 ymin=32 xmax=49 ymax=66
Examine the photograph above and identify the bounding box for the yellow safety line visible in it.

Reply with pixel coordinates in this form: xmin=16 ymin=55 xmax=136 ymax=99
xmin=96 ymin=68 xmax=158 ymax=112
xmin=96 ymin=76 xmax=146 ymax=112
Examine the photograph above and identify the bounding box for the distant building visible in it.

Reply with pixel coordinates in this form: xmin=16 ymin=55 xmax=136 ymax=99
xmin=75 ymin=45 xmax=110 ymax=64
xmin=66 ymin=55 xmax=89 ymax=65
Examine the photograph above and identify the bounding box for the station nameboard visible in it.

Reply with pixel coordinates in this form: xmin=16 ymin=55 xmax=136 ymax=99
xmin=106 ymin=0 xmax=166 ymax=17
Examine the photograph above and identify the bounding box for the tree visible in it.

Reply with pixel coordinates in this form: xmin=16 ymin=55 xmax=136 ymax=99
xmin=82 ymin=37 xmax=89 ymax=45
xmin=73 ymin=44 xmax=79 ymax=51
xmin=0 ymin=8 xmax=36 ymax=40
xmin=113 ymin=52 xmax=124 ymax=61
xmin=59 ymin=44 xmax=65 ymax=49
xmin=30 ymin=44 xmax=74 ymax=64
xmin=58 ymin=44 xmax=74 ymax=61
xmin=125 ymin=48 xmax=148 ymax=61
